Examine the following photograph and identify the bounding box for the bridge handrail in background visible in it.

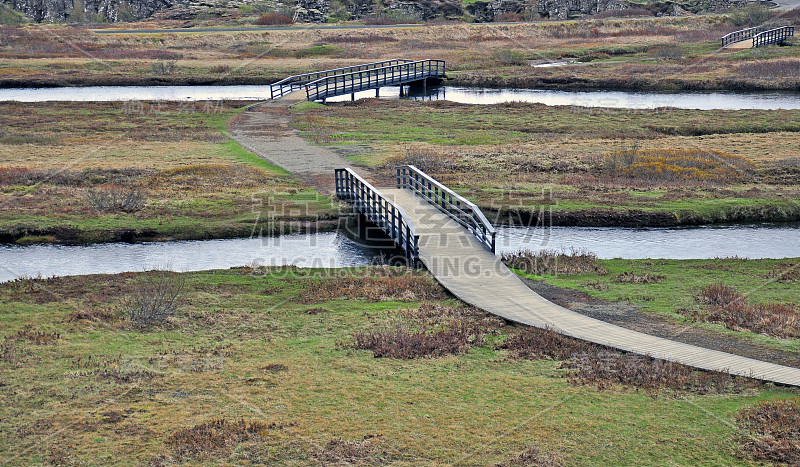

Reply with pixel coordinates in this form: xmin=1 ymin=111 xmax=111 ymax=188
xmin=753 ymin=26 xmax=795 ymax=48
xmin=270 ymin=59 xmax=414 ymax=99
xmin=335 ymin=168 xmax=420 ymax=267
xmin=305 ymin=60 xmax=446 ymax=101
xmin=721 ymin=26 xmax=766 ymax=47
xmin=396 ymin=165 xmax=496 ymax=253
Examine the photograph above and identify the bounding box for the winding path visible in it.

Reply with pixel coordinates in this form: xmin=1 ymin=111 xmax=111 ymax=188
xmin=230 ymin=96 xmax=800 ymax=387
xmin=227 ymin=93 xmax=376 ymax=193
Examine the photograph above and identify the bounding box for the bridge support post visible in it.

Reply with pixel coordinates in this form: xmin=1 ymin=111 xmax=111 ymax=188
xmin=399 ymin=86 xmax=404 ymax=97
xmin=376 ymin=88 xmax=379 ymax=98
xmin=351 ymin=93 xmax=355 ymax=101
xmin=423 ymin=78 xmax=427 ymax=97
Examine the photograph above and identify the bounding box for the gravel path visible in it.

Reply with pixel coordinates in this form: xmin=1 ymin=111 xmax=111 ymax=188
xmin=228 ymin=94 xmax=376 ymax=193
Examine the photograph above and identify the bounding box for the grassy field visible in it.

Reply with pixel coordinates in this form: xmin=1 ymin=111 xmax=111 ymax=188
xmin=0 ymin=101 xmax=337 ymax=243
xmin=292 ymin=99 xmax=800 ymax=225
xmin=0 ymin=263 xmax=798 ymax=465
xmin=1 ymin=13 xmax=799 ymax=90
xmin=512 ymin=255 xmax=800 ymax=354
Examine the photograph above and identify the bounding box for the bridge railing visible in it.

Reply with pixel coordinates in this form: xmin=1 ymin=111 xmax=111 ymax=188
xmin=396 ymin=165 xmax=496 ymax=253
xmin=753 ymin=26 xmax=795 ymax=48
xmin=270 ymin=59 xmax=413 ymax=99
xmin=305 ymin=60 xmax=446 ymax=101
xmin=335 ymin=168 xmax=420 ymax=267
xmin=722 ymin=26 xmax=765 ymax=47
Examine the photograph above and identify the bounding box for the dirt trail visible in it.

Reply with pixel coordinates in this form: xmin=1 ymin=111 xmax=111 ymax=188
xmin=227 ymin=94 xmax=378 ymax=194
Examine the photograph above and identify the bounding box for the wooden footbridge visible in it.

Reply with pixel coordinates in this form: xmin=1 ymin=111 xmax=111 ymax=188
xmin=722 ymin=25 xmax=794 ymax=48
xmin=335 ymin=165 xmax=800 ymax=387
xmin=270 ymin=59 xmax=445 ymax=102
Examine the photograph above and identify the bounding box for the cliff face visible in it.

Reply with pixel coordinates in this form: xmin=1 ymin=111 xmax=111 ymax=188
xmin=1 ymin=0 xmax=749 ymax=23
xmin=3 ymin=0 xmax=173 ymax=22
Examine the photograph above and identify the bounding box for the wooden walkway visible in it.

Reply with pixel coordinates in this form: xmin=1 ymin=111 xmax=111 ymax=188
xmin=339 ymin=167 xmax=800 ymax=387
xmin=722 ymin=25 xmax=794 ymax=48
xmin=270 ymin=59 xmax=445 ymax=102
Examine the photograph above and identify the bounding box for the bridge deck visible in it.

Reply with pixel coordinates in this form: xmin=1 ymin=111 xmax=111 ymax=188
xmin=379 ymin=187 xmax=800 ymax=387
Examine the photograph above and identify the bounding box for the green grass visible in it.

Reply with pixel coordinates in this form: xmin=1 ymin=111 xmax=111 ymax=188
xmin=0 ymin=265 xmax=796 ymax=464
xmin=516 ymin=257 xmax=800 ymax=353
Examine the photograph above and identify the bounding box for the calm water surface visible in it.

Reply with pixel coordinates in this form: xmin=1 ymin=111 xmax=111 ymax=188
xmin=1 ymin=223 xmax=798 ymax=282
xmin=2 ymin=85 xmax=800 ymax=110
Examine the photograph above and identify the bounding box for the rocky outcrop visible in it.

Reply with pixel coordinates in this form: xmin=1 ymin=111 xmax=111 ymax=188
xmin=0 ymin=0 xmax=753 ymax=23
xmin=467 ymin=0 xmax=748 ymax=21
xmin=4 ymin=0 xmax=173 ymax=21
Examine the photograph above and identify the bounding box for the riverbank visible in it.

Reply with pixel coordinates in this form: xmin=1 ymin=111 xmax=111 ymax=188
xmin=0 ymin=263 xmax=797 ymax=464
xmin=2 ymin=14 xmax=799 ymax=92
xmin=292 ymin=99 xmax=800 ymax=227
xmin=0 ymin=101 xmax=338 ymax=245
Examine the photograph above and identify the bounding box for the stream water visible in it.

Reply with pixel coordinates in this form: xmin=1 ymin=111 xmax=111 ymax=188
xmin=1 ymin=223 xmax=797 ymax=282
xmin=2 ymin=84 xmax=800 ymax=110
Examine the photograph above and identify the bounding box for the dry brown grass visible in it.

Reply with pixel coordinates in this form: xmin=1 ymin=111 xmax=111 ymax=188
xmin=737 ymin=399 xmax=800 ymax=465
xmin=300 ymin=267 xmax=448 ymax=304
xmin=603 ymin=148 xmax=756 ymax=183
xmin=501 ymin=249 xmax=608 ymax=276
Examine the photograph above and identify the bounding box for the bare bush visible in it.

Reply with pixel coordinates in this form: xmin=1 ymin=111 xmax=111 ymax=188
xmin=737 ymin=399 xmax=800 ymax=465
xmin=124 ymin=272 xmax=186 ymax=328
xmin=254 ymin=13 xmax=293 ymax=25
xmin=493 ymin=48 xmax=527 ymax=66
xmin=498 ymin=328 xmax=758 ymax=394
xmin=690 ymin=283 xmax=800 ymax=338
xmin=86 ymin=185 xmax=145 ymax=213
xmin=352 ymin=321 xmax=487 ymax=358
xmin=167 ymin=419 xmax=268 ymax=460
xmin=501 ymin=248 xmax=607 ymax=276
xmin=614 ymin=271 xmax=665 ymax=284
xmin=313 ymin=435 xmax=386 ymax=464
xmin=383 ymin=147 xmax=457 ymax=174
xmin=497 ymin=446 xmax=562 ymax=466
xmin=151 ymin=61 xmax=176 ymax=75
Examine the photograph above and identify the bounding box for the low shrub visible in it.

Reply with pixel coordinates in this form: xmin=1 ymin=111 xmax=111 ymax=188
xmin=15 ymin=327 xmax=60 ymax=345
xmin=602 ymin=148 xmax=755 ymax=184
xmin=352 ymin=321 xmax=487 ymax=359
xmin=493 ymin=48 xmax=527 ymax=66
xmin=696 ymin=283 xmax=744 ymax=307
xmin=614 ymin=271 xmax=666 ymax=284
xmin=167 ymin=419 xmax=269 ymax=459
xmin=151 ymin=61 xmax=176 ymax=75
xmin=737 ymin=59 xmax=800 ymax=80
xmin=736 ymin=399 xmax=800 ymax=465
xmin=209 ymin=64 xmax=231 ymax=73
xmin=312 ymin=435 xmax=386 ymax=464
xmin=254 ymin=13 xmax=293 ymax=25
xmin=500 ymin=248 xmax=607 ymax=276
xmin=300 ymin=269 xmax=447 ymax=304
xmin=692 ymin=283 xmax=799 ymax=338
xmin=767 ymin=263 xmax=800 ymax=282
xmin=86 ymin=185 xmax=146 ymax=213
xmin=383 ymin=147 xmax=457 ymax=174
xmin=124 ymin=272 xmax=186 ymax=328
xmin=498 ymin=446 xmax=561 ymax=466
xmin=498 ymin=328 xmax=758 ymax=394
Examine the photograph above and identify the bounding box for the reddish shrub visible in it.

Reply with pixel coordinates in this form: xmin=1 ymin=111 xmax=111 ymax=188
xmin=352 ymin=322 xmax=487 ymax=359
xmin=167 ymin=419 xmax=268 ymax=459
xmin=254 ymin=14 xmax=293 ymax=25
xmin=737 ymin=399 xmax=800 ymax=464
